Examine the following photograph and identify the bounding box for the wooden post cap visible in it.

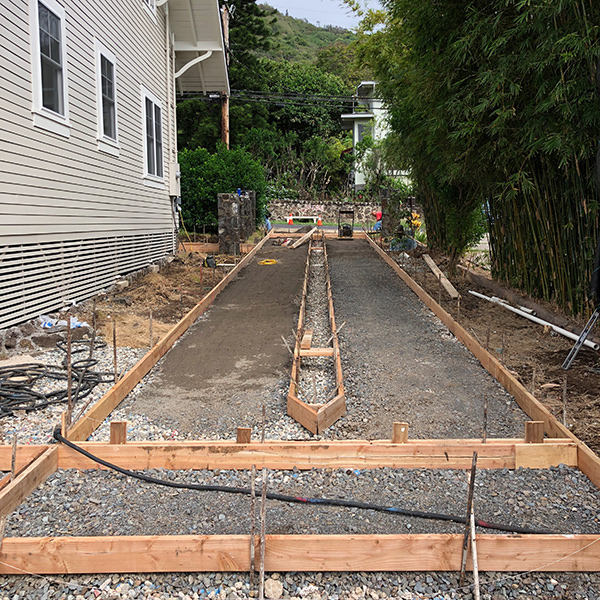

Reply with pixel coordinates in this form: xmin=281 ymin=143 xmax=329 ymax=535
xmin=392 ymin=422 xmax=409 ymax=444
xmin=110 ymin=421 xmax=128 ymax=445
xmin=236 ymin=427 xmax=252 ymax=444
xmin=525 ymin=421 xmax=544 ymax=444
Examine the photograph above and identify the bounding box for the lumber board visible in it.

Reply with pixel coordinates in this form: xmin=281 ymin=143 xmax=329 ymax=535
xmin=0 ymin=534 xmax=598 ymax=574
xmin=515 ymin=443 xmax=577 ymax=469
xmin=423 ymin=254 xmax=460 ymax=299
xmin=291 ymin=227 xmax=318 ymax=249
xmin=67 ymin=231 xmax=274 ymax=442
xmin=299 ymin=347 xmax=334 ymax=357
xmin=286 ymin=395 xmax=319 ymax=434
xmin=0 ymin=447 xmax=58 ymax=516
xmin=366 ymin=236 xmax=600 ymax=490
xmin=316 ymin=394 xmax=346 ymax=433
xmin=51 ymin=439 xmax=578 ymax=471
xmin=0 ymin=446 xmax=48 ymax=474
xmin=300 ymin=330 xmax=313 ymax=349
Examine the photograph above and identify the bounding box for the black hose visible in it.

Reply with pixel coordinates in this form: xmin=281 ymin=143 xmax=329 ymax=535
xmin=53 ymin=427 xmax=551 ymax=535
xmin=0 ymin=339 xmax=112 ymax=416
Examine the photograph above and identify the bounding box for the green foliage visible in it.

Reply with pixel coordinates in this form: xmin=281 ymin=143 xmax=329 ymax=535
xmin=356 ymin=0 xmax=600 ymax=306
xmin=315 ymin=41 xmax=373 ymax=89
xmin=258 ymin=5 xmax=356 ymax=64
xmin=179 ymin=145 xmax=267 ymax=229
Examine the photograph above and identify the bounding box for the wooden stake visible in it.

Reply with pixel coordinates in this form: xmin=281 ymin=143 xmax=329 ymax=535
xmin=456 ymin=297 xmax=461 ymax=322
xmin=149 ymin=311 xmax=153 ymax=348
xmin=482 ymin=396 xmax=488 ymax=444
xmin=525 ymin=421 xmax=544 ymax=443
xmin=66 ymin=314 xmax=73 ymax=425
xmin=438 ymin=273 xmax=442 ymax=305
xmin=562 ymin=374 xmax=568 ymax=426
xmin=459 ymin=452 xmax=478 ymax=587
xmin=250 ymin=464 xmax=256 ymax=588
xmin=112 ymin=318 xmax=118 ymax=384
xmin=90 ymin=298 xmax=97 ymax=359
xmin=531 ymin=368 xmax=536 ymax=395
xmin=392 ymin=422 xmax=409 ymax=443
xmin=259 ymin=468 xmax=267 ymax=600
xmin=236 ymin=427 xmax=251 ymax=444
xmin=10 ymin=434 xmax=17 ymax=480
xmin=485 ymin=325 xmax=490 ymax=351
xmin=470 ymin=502 xmax=481 ymax=600
xmin=110 ymin=422 xmax=127 ymax=445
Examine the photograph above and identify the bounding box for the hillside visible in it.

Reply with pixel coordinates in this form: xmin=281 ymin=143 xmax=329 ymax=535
xmin=258 ymin=4 xmax=356 ymax=63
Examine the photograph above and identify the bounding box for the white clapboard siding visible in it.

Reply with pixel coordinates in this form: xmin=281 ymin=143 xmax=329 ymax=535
xmin=0 ymin=0 xmax=183 ymax=327
xmin=0 ymin=233 xmax=176 ymax=328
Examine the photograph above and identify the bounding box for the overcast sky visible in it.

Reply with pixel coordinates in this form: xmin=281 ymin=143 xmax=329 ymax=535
xmin=262 ymin=0 xmax=379 ymax=30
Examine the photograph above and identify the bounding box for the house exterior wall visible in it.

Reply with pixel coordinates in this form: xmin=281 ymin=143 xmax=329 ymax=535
xmin=0 ymin=0 xmax=178 ymax=328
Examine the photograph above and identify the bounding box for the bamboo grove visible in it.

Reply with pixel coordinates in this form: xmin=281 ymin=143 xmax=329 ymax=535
xmin=357 ymin=0 xmax=600 ymax=316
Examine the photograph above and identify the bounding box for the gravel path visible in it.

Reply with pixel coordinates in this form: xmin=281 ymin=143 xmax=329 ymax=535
xmin=327 ymin=239 xmax=528 ymax=440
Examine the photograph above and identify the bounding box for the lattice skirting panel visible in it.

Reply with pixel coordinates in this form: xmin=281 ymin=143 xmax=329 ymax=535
xmin=0 ymin=231 xmax=176 ymax=328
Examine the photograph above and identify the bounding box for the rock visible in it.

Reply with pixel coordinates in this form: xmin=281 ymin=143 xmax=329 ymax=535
xmin=265 ymin=578 xmax=284 ymax=600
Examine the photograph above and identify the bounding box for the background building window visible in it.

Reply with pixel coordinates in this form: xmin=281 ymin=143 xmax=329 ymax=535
xmin=100 ymin=55 xmax=116 ymax=139
xmin=38 ymin=2 xmax=63 ymax=115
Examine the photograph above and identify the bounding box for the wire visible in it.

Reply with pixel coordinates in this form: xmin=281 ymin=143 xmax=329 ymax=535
xmin=53 ymin=428 xmax=550 ymax=535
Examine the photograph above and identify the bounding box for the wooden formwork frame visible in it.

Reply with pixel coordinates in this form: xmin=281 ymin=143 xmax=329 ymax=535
xmin=286 ymin=235 xmax=346 ymax=433
xmin=1 ymin=233 xmax=600 ymax=575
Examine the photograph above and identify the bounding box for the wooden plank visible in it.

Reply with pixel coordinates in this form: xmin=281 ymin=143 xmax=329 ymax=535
xmin=110 ymin=422 xmax=127 ymax=445
xmin=50 ymin=439 xmax=554 ymax=471
xmin=423 ymin=254 xmax=460 ymax=299
xmin=515 ymin=443 xmax=578 ymax=469
xmin=286 ymin=395 xmax=319 ymax=434
xmin=0 ymin=447 xmax=58 ymax=515
xmin=181 ymin=242 xmax=220 ymax=253
xmin=0 ymin=534 xmax=598 ymax=574
xmin=291 ymin=227 xmax=317 ymax=249
xmin=525 ymin=421 xmax=545 ymax=444
xmin=300 ymin=330 xmax=313 ymax=349
xmin=0 ymin=446 xmax=48 ymax=474
xmin=67 ymin=231 xmax=274 ymax=442
xmin=392 ymin=422 xmax=409 ymax=443
xmin=577 ymin=444 xmax=600 ymax=490
xmin=299 ymin=347 xmax=334 ymax=357
xmin=316 ymin=394 xmax=346 ymax=433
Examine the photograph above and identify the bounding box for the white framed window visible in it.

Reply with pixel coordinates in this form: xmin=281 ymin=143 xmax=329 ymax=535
xmin=143 ymin=0 xmax=156 ymax=19
xmin=141 ymin=87 xmax=164 ymax=184
xmin=29 ymin=0 xmax=70 ymax=137
xmin=94 ymin=40 xmax=119 ymax=156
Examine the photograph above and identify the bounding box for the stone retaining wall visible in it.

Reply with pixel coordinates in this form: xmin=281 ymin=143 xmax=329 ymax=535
xmin=268 ymin=200 xmax=381 ymax=225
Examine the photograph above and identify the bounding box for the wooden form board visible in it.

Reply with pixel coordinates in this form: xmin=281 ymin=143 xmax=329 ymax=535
xmin=365 ymin=235 xmax=600 ymax=489
xmin=0 ymin=534 xmax=598 ymax=574
xmin=423 ymin=254 xmax=460 ymax=299
xmin=0 ymin=439 xmax=579 ymax=472
xmin=287 ymin=238 xmax=346 ymax=433
xmin=66 ymin=231 xmax=274 ymax=442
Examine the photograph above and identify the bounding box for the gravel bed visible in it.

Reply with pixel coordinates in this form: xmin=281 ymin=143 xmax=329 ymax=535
xmin=0 ymin=342 xmax=146 ymax=445
xmin=8 ymin=465 xmax=600 ymax=538
xmin=297 ymin=246 xmax=335 ymax=404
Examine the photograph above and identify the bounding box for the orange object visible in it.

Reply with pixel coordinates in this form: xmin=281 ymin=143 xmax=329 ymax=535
xmin=317 ymin=215 xmax=322 ymax=226
xmin=288 ymin=213 xmax=293 ymax=225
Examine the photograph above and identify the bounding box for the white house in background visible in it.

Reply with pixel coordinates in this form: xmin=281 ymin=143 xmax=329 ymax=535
xmin=0 ymin=0 xmax=228 ymax=329
xmin=341 ymin=81 xmax=389 ymax=191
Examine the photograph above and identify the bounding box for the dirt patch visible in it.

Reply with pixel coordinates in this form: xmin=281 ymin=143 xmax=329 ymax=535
xmin=78 ymin=252 xmax=239 ymax=348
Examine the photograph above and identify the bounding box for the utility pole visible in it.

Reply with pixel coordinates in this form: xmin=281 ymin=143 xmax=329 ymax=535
xmin=221 ymin=4 xmax=230 ymax=149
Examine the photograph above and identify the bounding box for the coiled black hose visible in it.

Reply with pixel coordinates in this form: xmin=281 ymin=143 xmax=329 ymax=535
xmin=53 ymin=427 xmax=551 ymax=535
xmin=0 ymin=338 xmax=112 ymax=416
